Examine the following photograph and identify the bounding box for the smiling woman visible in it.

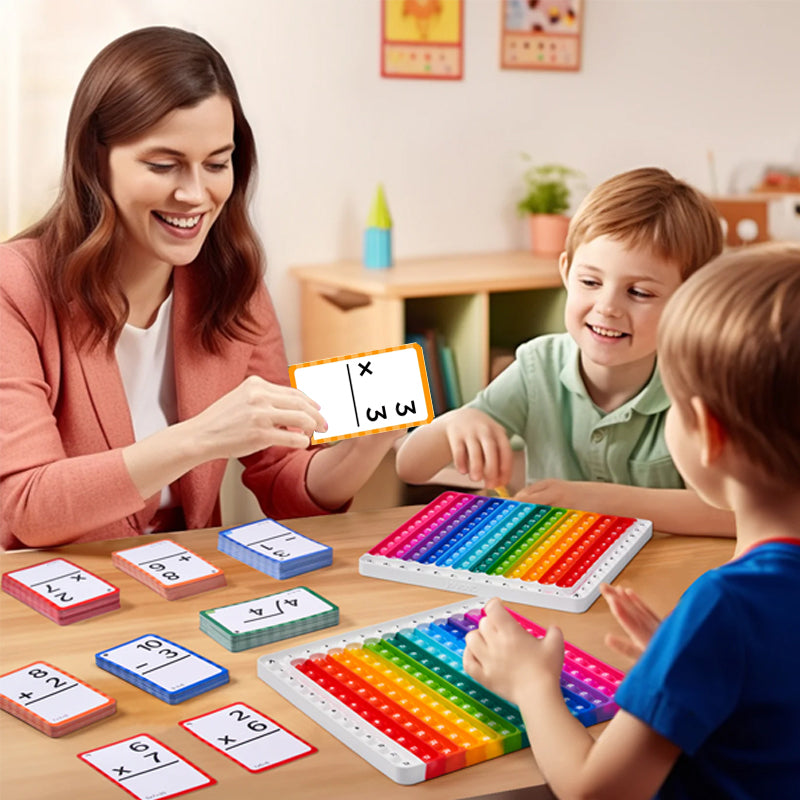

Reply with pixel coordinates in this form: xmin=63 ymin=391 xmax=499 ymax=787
xmin=0 ymin=26 xmax=404 ymax=550
xmin=107 ymin=95 xmax=236 ymax=328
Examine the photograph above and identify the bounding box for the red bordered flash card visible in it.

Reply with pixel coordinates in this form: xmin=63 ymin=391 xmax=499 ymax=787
xmin=0 ymin=661 xmax=116 ymax=737
xmin=179 ymin=702 xmax=316 ymax=772
xmin=78 ymin=734 xmax=215 ymax=799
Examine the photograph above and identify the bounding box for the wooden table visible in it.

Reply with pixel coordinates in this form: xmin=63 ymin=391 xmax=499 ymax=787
xmin=0 ymin=507 xmax=734 ymax=800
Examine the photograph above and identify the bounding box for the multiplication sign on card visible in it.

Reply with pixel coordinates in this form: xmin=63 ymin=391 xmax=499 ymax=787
xmin=79 ymin=734 xmax=214 ymax=800
xmin=289 ymin=343 xmax=434 ymax=443
xmin=179 ymin=703 xmax=316 ymax=772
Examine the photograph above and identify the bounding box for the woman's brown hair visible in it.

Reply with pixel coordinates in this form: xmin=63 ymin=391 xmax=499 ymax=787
xmin=17 ymin=26 xmax=262 ymax=352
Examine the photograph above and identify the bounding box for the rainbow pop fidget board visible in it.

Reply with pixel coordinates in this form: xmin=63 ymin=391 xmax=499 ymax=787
xmin=257 ymin=599 xmax=624 ymax=785
xmin=359 ymin=492 xmax=652 ymax=612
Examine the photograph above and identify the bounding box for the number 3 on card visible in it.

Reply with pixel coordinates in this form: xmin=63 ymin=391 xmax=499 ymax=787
xmin=289 ymin=343 xmax=434 ymax=443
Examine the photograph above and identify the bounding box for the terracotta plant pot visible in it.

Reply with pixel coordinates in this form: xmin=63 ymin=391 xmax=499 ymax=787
xmin=528 ymin=214 xmax=570 ymax=256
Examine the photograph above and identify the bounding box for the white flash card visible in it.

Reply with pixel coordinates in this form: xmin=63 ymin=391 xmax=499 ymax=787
xmin=289 ymin=343 xmax=434 ymax=443
xmin=202 ymin=587 xmax=336 ymax=635
xmin=179 ymin=703 xmax=316 ymax=772
xmin=113 ymin=540 xmax=220 ymax=584
xmin=3 ymin=559 xmax=118 ymax=608
xmin=222 ymin=519 xmax=328 ymax=562
xmin=95 ymin=635 xmax=228 ymax=703
xmin=111 ymin=540 xmax=225 ymax=599
xmin=0 ymin=662 xmax=115 ymax=735
xmin=79 ymin=734 xmax=215 ymax=800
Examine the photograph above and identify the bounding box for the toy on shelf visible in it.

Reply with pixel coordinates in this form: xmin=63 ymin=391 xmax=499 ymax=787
xmin=363 ymin=183 xmax=393 ymax=268
xmin=258 ymin=599 xmax=624 ymax=785
xmin=359 ymin=491 xmax=652 ymax=612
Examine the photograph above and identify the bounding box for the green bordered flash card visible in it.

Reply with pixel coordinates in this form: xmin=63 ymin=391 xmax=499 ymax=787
xmin=199 ymin=587 xmax=339 ymax=652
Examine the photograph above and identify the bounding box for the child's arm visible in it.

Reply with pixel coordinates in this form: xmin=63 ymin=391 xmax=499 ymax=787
xmin=464 ymin=599 xmax=680 ymax=799
xmin=513 ymin=479 xmax=735 ymax=537
xmin=395 ymin=407 xmax=514 ymax=489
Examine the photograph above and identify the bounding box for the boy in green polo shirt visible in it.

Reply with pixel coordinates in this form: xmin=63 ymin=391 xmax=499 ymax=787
xmin=396 ymin=167 xmax=734 ymax=536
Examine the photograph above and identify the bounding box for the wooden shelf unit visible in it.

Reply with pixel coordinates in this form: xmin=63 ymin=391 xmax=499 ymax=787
xmin=292 ymin=250 xmax=566 ymax=402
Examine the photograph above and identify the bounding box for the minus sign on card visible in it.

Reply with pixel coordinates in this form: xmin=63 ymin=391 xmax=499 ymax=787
xmin=141 ymin=654 xmax=190 ymax=674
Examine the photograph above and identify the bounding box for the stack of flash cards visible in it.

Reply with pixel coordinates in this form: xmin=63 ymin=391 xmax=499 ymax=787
xmin=112 ymin=539 xmax=226 ymax=600
xmin=95 ymin=634 xmax=228 ymax=704
xmin=218 ymin=519 xmax=332 ymax=579
xmin=199 ymin=586 xmax=339 ymax=652
xmin=1 ymin=559 xmax=120 ymax=624
xmin=0 ymin=662 xmax=116 ymax=737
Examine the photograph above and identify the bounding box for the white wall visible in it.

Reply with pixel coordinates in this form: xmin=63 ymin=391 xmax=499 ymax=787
xmin=3 ymin=0 xmax=799 ymax=362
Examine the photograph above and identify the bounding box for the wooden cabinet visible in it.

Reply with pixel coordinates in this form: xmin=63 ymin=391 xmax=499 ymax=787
xmin=292 ymin=251 xmax=566 ymax=402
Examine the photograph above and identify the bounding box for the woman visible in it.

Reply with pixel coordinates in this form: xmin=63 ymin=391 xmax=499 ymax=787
xmin=0 ymin=27 xmax=401 ymax=549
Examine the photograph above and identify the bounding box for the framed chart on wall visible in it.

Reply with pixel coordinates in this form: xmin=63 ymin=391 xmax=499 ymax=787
xmin=381 ymin=0 xmax=464 ymax=80
xmin=501 ymin=0 xmax=583 ymax=71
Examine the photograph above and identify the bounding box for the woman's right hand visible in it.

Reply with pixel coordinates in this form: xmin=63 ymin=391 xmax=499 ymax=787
xmin=186 ymin=375 xmax=327 ymax=460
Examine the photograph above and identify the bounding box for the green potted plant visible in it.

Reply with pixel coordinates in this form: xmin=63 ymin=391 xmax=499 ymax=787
xmin=517 ymin=160 xmax=583 ymax=256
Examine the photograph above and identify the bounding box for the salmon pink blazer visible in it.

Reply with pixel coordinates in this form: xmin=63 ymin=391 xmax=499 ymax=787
xmin=0 ymin=239 xmax=329 ymax=550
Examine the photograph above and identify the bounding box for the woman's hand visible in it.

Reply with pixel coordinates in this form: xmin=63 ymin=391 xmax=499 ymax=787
xmin=186 ymin=375 xmax=328 ymax=461
xmin=600 ymin=583 xmax=662 ymax=662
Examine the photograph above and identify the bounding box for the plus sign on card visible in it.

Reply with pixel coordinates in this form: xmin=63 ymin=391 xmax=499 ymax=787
xmin=289 ymin=343 xmax=434 ymax=443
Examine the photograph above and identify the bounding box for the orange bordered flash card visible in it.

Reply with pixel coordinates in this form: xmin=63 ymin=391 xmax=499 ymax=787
xmin=289 ymin=343 xmax=434 ymax=444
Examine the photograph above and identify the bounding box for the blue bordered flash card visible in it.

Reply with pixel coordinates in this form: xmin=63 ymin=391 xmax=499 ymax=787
xmin=95 ymin=635 xmax=228 ymax=704
xmin=218 ymin=518 xmax=332 ymax=579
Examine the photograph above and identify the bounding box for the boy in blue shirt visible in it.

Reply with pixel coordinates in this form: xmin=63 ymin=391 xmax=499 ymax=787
xmin=463 ymin=243 xmax=800 ymax=799
xmin=396 ymin=167 xmax=734 ymax=535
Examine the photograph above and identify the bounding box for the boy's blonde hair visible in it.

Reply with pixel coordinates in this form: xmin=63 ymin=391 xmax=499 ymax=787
xmin=565 ymin=167 xmax=723 ymax=278
xmin=659 ymin=243 xmax=800 ymax=484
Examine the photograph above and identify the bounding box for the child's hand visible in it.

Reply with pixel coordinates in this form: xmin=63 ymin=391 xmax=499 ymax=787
xmin=463 ymin=598 xmax=564 ymax=705
xmin=513 ymin=478 xmax=605 ymax=510
xmin=443 ymin=408 xmax=513 ymax=489
xmin=600 ymin=583 xmax=662 ymax=662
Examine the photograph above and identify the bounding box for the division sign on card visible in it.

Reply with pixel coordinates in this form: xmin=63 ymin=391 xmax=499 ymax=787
xmin=289 ymin=343 xmax=434 ymax=443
